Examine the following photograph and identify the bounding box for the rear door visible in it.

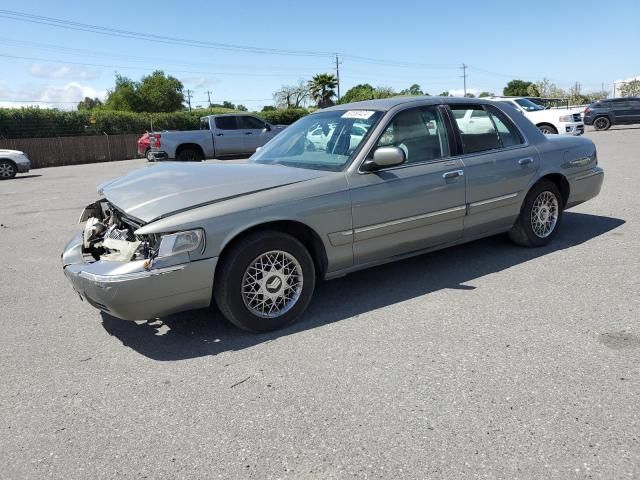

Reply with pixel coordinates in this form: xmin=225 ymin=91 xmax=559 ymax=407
xmin=236 ymin=115 xmax=271 ymax=153
xmin=213 ymin=116 xmax=245 ymax=156
xmin=611 ymin=99 xmax=633 ymax=124
xmin=448 ymin=104 xmax=539 ymax=237
xmin=628 ymin=99 xmax=640 ymax=124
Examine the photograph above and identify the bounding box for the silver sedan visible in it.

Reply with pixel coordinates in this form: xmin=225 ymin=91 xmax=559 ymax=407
xmin=62 ymin=97 xmax=603 ymax=332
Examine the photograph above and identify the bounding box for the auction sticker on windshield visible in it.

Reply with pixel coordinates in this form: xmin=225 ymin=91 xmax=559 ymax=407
xmin=341 ymin=110 xmax=376 ymax=119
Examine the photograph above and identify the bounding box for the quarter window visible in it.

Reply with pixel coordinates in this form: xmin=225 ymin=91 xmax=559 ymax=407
xmin=375 ymin=107 xmax=449 ymax=163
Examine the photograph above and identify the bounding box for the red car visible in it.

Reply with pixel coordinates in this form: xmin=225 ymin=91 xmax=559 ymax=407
xmin=136 ymin=132 xmax=151 ymax=160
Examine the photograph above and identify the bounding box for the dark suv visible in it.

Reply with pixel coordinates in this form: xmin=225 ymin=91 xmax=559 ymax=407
xmin=583 ymin=97 xmax=640 ymax=130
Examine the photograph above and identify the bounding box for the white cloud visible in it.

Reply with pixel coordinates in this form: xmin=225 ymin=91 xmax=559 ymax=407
xmin=29 ymin=63 xmax=98 ymax=80
xmin=0 ymin=81 xmax=107 ymax=109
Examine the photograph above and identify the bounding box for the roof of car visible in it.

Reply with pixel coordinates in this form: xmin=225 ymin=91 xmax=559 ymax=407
xmin=321 ymin=95 xmax=489 ymax=112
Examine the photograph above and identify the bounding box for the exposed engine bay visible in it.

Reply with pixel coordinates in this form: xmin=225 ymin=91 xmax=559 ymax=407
xmin=81 ymin=200 xmax=156 ymax=262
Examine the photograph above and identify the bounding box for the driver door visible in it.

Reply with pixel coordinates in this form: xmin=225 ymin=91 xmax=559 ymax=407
xmin=347 ymin=106 xmax=466 ymax=265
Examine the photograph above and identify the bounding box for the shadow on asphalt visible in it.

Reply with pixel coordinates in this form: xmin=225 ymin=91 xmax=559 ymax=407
xmin=101 ymin=212 xmax=624 ymax=361
xmin=13 ymin=174 xmax=43 ymax=179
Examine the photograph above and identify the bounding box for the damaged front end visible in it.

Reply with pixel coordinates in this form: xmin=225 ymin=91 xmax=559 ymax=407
xmin=61 ymin=200 xmax=216 ymax=321
xmin=79 ymin=200 xmax=156 ymax=264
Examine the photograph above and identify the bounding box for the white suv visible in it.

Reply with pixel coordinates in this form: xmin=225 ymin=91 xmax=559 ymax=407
xmin=488 ymin=97 xmax=584 ymax=136
xmin=0 ymin=149 xmax=31 ymax=180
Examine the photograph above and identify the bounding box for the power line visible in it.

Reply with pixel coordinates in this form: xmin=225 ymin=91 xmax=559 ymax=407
xmin=0 ymin=10 xmax=460 ymax=70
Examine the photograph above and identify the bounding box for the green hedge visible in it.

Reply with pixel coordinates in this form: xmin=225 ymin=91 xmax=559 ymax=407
xmin=0 ymin=107 xmax=310 ymax=139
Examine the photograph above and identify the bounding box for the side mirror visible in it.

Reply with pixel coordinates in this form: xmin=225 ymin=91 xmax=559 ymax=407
xmin=264 ymin=123 xmax=272 ymax=131
xmin=361 ymin=146 xmax=406 ymax=172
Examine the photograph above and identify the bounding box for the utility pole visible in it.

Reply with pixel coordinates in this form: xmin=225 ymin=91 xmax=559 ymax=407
xmin=461 ymin=63 xmax=468 ymax=97
xmin=206 ymin=90 xmax=212 ymax=107
xmin=335 ymin=54 xmax=342 ymax=102
xmin=186 ymin=89 xmax=193 ymax=112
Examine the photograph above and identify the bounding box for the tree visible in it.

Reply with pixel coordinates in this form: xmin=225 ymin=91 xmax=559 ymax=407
xmin=438 ymin=91 xmax=450 ymax=97
xmin=464 ymin=92 xmax=476 ymax=98
xmin=478 ymin=91 xmax=494 ymax=98
xmin=373 ymin=86 xmax=396 ymax=99
xmin=340 ymin=84 xmax=376 ymax=103
xmin=274 ymin=79 xmax=309 ymax=108
xmin=236 ymin=104 xmax=248 ymax=111
xmin=222 ymin=101 xmax=236 ymax=109
xmin=535 ymin=78 xmax=554 ymax=97
xmin=503 ymin=79 xmax=536 ymax=96
xmin=308 ymin=73 xmax=337 ymax=108
xmin=399 ymin=84 xmax=424 ymax=96
xmin=136 ymin=70 xmax=184 ymax=112
xmin=77 ymin=97 xmax=103 ymax=110
xmin=526 ymin=84 xmax=541 ymax=97
xmin=262 ymin=105 xmax=276 ymax=112
xmin=105 ymin=74 xmax=141 ymax=112
xmin=104 ymin=71 xmax=184 ymax=112
xmin=620 ymin=79 xmax=640 ymax=97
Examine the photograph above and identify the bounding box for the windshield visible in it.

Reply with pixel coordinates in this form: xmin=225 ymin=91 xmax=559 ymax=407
xmin=251 ymin=110 xmax=384 ymax=171
xmin=514 ymin=98 xmax=545 ymax=112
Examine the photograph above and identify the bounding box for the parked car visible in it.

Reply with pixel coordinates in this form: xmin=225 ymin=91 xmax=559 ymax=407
xmin=62 ymin=97 xmax=603 ymax=332
xmin=136 ymin=132 xmax=150 ymax=160
xmin=0 ymin=149 xmax=31 ymax=180
xmin=147 ymin=114 xmax=286 ymax=161
xmin=488 ymin=97 xmax=584 ymax=135
xmin=583 ymin=97 xmax=640 ymax=130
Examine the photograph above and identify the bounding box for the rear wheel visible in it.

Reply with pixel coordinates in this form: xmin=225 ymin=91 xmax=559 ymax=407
xmin=0 ymin=159 xmax=16 ymax=180
xmin=214 ymin=231 xmax=316 ymax=332
xmin=593 ymin=116 xmax=611 ymax=131
xmin=509 ymin=180 xmax=563 ymax=247
xmin=538 ymin=124 xmax=558 ymax=135
xmin=176 ymin=148 xmax=203 ymax=162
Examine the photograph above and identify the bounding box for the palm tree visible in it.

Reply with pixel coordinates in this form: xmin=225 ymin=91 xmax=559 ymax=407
xmin=308 ymin=73 xmax=337 ymax=108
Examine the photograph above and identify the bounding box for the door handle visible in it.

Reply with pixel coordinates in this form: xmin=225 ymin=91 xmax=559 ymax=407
xmin=215 ymin=133 xmax=224 ymax=136
xmin=518 ymin=157 xmax=533 ymax=165
xmin=245 ymin=131 xmax=253 ymax=135
xmin=443 ymin=170 xmax=464 ymax=179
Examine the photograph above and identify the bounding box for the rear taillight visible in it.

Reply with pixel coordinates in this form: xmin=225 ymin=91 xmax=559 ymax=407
xmin=151 ymin=134 xmax=161 ymax=148
xmin=584 ymin=107 xmax=591 ymax=114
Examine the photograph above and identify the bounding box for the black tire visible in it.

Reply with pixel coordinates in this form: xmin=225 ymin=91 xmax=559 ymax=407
xmin=593 ymin=116 xmax=611 ymax=131
xmin=176 ymin=148 xmax=203 ymax=162
xmin=0 ymin=159 xmax=17 ymax=180
xmin=213 ymin=230 xmax=316 ymax=332
xmin=537 ymin=124 xmax=558 ymax=135
xmin=509 ymin=179 xmax=563 ymax=247
xmin=145 ymin=148 xmax=154 ymax=162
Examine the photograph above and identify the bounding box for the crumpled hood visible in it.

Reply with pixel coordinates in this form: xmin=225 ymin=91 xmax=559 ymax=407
xmin=101 ymin=162 xmax=330 ymax=223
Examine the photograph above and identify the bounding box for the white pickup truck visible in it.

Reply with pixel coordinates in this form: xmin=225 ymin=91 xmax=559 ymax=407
xmin=488 ymin=97 xmax=584 ymax=135
xmin=148 ymin=113 xmax=286 ymax=161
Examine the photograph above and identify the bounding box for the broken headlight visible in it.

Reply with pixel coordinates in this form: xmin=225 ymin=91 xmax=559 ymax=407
xmin=156 ymin=230 xmax=204 ymax=258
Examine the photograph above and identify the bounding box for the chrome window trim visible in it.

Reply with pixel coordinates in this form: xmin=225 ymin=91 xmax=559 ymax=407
xmin=354 ymin=205 xmax=467 ymax=234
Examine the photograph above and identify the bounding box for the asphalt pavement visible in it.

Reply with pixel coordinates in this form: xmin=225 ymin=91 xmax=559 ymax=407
xmin=1 ymin=127 xmax=639 ymax=479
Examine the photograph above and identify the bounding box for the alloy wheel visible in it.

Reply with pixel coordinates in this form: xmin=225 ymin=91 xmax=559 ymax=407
xmin=0 ymin=162 xmax=15 ymax=178
xmin=530 ymin=191 xmax=559 ymax=238
xmin=241 ymin=250 xmax=304 ymax=318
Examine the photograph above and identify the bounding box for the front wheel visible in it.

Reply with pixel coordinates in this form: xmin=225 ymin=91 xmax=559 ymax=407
xmin=593 ymin=117 xmax=611 ymax=131
xmin=214 ymin=231 xmax=316 ymax=332
xmin=538 ymin=124 xmax=558 ymax=135
xmin=0 ymin=160 xmax=17 ymax=180
xmin=509 ymin=180 xmax=563 ymax=247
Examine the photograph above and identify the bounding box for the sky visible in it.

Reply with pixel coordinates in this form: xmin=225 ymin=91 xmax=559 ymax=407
xmin=0 ymin=0 xmax=638 ymax=110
